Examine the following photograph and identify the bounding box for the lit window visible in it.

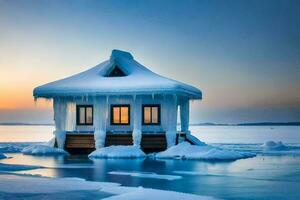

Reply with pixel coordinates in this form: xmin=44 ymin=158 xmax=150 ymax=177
xmin=111 ymin=105 xmax=130 ymax=125
xmin=77 ymin=105 xmax=93 ymax=125
xmin=143 ymin=105 xmax=160 ymax=125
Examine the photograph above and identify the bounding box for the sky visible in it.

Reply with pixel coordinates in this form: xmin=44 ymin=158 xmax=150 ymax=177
xmin=0 ymin=0 xmax=299 ymax=124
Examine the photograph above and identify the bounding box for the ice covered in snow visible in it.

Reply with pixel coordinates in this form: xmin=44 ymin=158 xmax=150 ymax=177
xmin=0 ymin=174 xmax=220 ymax=200
xmin=0 ymin=163 xmax=42 ymax=171
xmin=0 ymin=174 xmax=118 ymax=195
xmin=0 ymin=142 xmax=36 ymax=153
xmin=102 ymin=187 xmax=219 ymax=200
xmin=262 ymin=141 xmax=287 ymax=151
xmin=108 ymin=171 xmax=182 ymax=180
xmin=89 ymin=145 xmax=146 ymax=158
xmin=155 ymin=142 xmax=255 ymax=160
xmin=33 ymin=50 xmax=201 ymax=99
xmin=0 ymin=143 xmax=23 ymax=153
xmin=22 ymin=144 xmax=69 ymax=156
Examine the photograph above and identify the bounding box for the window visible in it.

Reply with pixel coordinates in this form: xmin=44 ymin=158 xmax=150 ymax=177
xmin=76 ymin=105 xmax=93 ymax=125
xmin=111 ymin=105 xmax=130 ymax=125
xmin=142 ymin=105 xmax=160 ymax=125
xmin=106 ymin=66 xmax=126 ymax=77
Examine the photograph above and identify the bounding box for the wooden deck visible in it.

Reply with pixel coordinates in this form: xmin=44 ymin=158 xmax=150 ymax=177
xmin=64 ymin=132 xmax=190 ymax=154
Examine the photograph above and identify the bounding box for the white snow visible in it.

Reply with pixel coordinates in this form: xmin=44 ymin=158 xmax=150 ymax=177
xmin=0 ymin=174 xmax=119 ymax=194
xmin=262 ymin=141 xmax=287 ymax=151
xmin=0 ymin=173 xmax=220 ymax=200
xmin=22 ymin=144 xmax=69 ymax=156
xmin=89 ymin=145 xmax=146 ymax=158
xmin=102 ymin=187 xmax=219 ymax=200
xmin=155 ymin=142 xmax=255 ymax=160
xmin=33 ymin=49 xmax=202 ymax=99
xmin=108 ymin=171 xmax=182 ymax=180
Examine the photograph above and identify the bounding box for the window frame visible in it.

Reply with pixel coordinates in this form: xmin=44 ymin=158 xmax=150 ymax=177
xmin=110 ymin=104 xmax=130 ymax=125
xmin=76 ymin=105 xmax=93 ymax=126
xmin=142 ymin=104 xmax=161 ymax=125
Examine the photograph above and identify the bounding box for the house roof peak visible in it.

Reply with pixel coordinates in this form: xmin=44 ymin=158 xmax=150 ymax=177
xmin=111 ymin=49 xmax=133 ymax=61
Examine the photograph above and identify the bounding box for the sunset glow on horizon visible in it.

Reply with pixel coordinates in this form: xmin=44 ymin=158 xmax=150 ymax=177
xmin=0 ymin=0 xmax=299 ymax=123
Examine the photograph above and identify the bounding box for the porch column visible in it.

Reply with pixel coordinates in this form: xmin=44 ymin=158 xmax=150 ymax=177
xmin=132 ymin=96 xmax=142 ymax=147
xmin=180 ymin=99 xmax=190 ymax=134
xmin=166 ymin=95 xmax=178 ymax=147
xmin=53 ymin=98 xmax=67 ymax=149
xmin=94 ymin=96 xmax=107 ymax=149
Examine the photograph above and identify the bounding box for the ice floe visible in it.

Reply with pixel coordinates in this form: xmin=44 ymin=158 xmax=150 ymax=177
xmin=22 ymin=144 xmax=69 ymax=156
xmin=0 ymin=173 xmax=220 ymax=200
xmin=101 ymin=187 xmax=219 ymax=200
xmin=262 ymin=141 xmax=287 ymax=151
xmin=0 ymin=142 xmax=36 ymax=153
xmin=108 ymin=171 xmax=182 ymax=180
xmin=259 ymin=141 xmax=300 ymax=155
xmin=155 ymin=142 xmax=255 ymax=160
xmin=89 ymin=145 xmax=146 ymax=158
xmin=0 ymin=163 xmax=42 ymax=171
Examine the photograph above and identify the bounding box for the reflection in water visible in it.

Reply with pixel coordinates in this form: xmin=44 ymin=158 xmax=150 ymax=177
xmin=2 ymin=153 xmax=300 ymax=200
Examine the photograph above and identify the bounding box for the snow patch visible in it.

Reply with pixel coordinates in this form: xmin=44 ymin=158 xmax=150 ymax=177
xmin=155 ymin=142 xmax=255 ymax=160
xmin=89 ymin=145 xmax=146 ymax=159
xmin=102 ymin=187 xmax=219 ymax=200
xmin=0 ymin=174 xmax=220 ymax=200
xmin=108 ymin=171 xmax=182 ymax=180
xmin=22 ymin=144 xmax=69 ymax=156
xmin=0 ymin=174 xmax=119 ymax=194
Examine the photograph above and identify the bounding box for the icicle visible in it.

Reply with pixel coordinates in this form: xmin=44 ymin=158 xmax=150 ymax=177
xmin=34 ymin=97 xmax=38 ymax=107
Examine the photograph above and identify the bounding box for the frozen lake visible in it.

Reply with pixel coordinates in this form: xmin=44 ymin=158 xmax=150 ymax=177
xmin=0 ymin=125 xmax=300 ymax=200
xmin=0 ymin=125 xmax=300 ymax=144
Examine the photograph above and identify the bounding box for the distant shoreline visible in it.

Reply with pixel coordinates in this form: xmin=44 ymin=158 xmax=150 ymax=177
xmin=190 ymin=122 xmax=300 ymax=126
xmin=0 ymin=122 xmax=299 ymax=126
xmin=0 ymin=123 xmax=54 ymax=126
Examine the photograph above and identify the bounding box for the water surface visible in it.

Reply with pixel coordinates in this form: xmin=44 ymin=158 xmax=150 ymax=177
xmin=0 ymin=125 xmax=300 ymax=200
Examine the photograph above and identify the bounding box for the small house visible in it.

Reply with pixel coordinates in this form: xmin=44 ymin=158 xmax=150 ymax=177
xmin=33 ymin=50 xmax=202 ymax=154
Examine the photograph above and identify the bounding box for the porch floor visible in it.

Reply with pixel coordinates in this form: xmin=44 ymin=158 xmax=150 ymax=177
xmin=63 ymin=132 xmax=191 ymax=154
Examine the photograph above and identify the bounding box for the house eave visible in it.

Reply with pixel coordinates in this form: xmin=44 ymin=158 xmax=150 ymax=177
xmin=33 ymin=88 xmax=202 ymax=100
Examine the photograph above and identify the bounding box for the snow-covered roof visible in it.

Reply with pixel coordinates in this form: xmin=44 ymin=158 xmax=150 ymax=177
xmin=33 ymin=50 xmax=202 ymax=99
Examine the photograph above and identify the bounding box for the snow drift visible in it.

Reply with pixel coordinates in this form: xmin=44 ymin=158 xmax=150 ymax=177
xmin=155 ymin=142 xmax=255 ymax=160
xmin=22 ymin=144 xmax=69 ymax=156
xmin=89 ymin=145 xmax=146 ymax=159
